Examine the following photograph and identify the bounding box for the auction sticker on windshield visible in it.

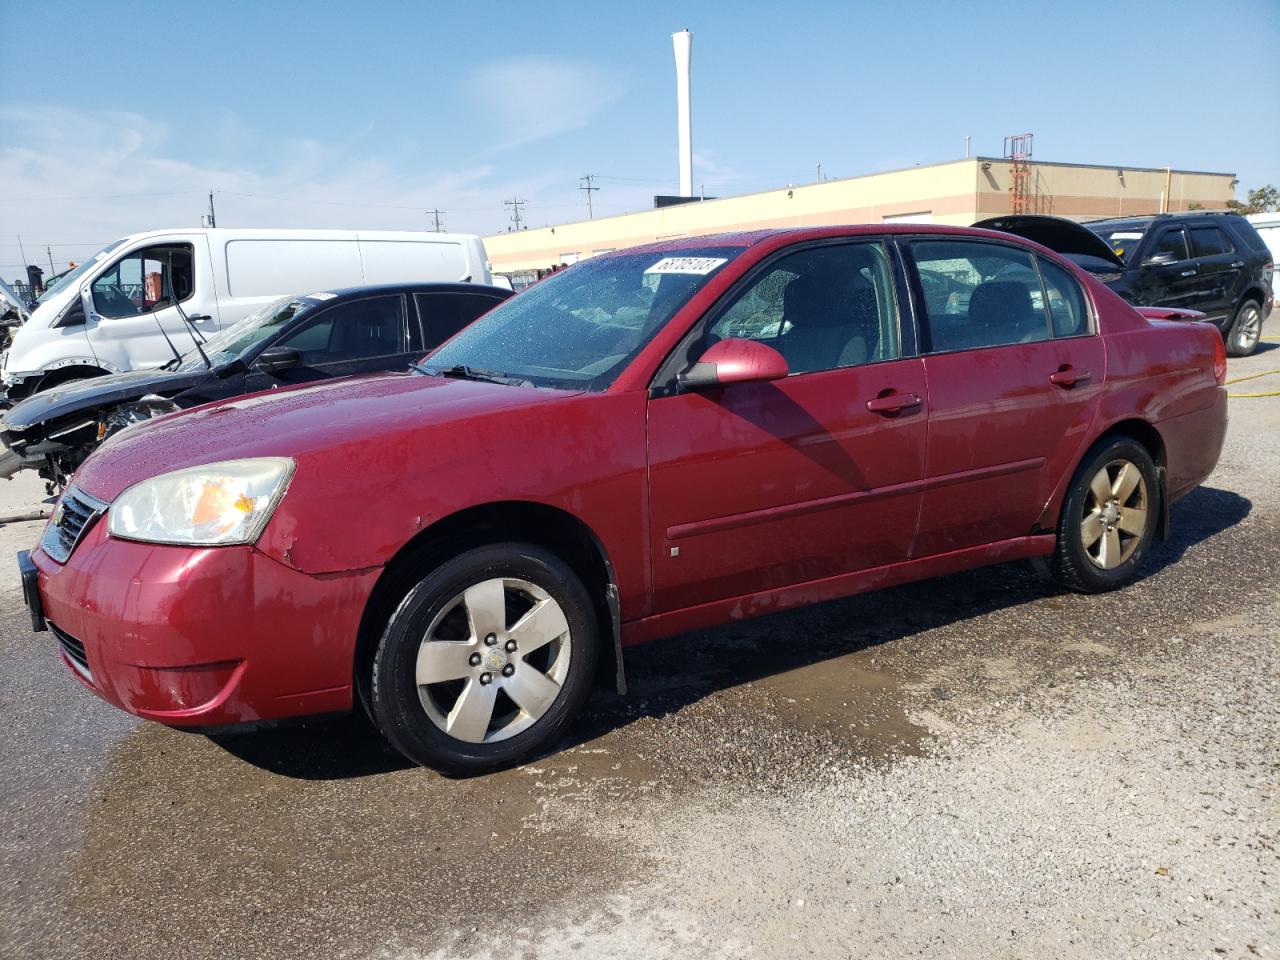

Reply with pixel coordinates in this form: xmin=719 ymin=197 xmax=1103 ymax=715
xmin=645 ymin=256 xmax=728 ymax=275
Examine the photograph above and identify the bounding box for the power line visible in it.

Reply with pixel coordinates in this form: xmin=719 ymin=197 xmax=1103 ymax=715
xmin=580 ymin=174 xmax=599 ymax=219
xmin=0 ymin=190 xmax=201 ymax=203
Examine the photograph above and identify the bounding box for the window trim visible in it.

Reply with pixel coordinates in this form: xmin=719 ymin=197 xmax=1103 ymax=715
xmin=647 ymin=237 xmax=909 ymax=397
xmin=90 ymin=241 xmax=197 ymax=320
xmin=255 ymin=293 xmax=409 ymax=368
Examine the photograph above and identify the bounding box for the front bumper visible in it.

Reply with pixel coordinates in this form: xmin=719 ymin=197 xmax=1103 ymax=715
xmin=28 ymin=519 xmax=381 ymax=726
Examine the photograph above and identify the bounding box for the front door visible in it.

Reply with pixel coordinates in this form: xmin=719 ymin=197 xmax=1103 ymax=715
xmin=646 ymin=240 xmax=928 ymax=614
xmin=906 ymin=239 xmax=1106 ymax=557
xmin=1137 ymin=225 xmax=1202 ymax=311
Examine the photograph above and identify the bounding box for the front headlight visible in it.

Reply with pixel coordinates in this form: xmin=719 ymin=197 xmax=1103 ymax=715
xmin=108 ymin=458 xmax=295 ymax=546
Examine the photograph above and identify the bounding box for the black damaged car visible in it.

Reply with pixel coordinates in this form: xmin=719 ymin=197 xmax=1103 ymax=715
xmin=0 ymin=281 xmax=511 ymax=490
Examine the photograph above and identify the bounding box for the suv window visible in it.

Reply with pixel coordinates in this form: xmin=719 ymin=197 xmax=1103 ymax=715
xmin=912 ymin=240 xmax=1050 ymax=351
xmin=272 ymin=295 xmax=405 ymax=365
xmin=91 ymin=243 xmax=194 ymax=319
xmin=414 ymin=291 xmax=505 ymax=351
xmin=708 ymin=241 xmax=899 ymax=375
xmin=1188 ymin=225 xmax=1234 ymax=258
xmin=1150 ymin=228 xmax=1189 ymax=262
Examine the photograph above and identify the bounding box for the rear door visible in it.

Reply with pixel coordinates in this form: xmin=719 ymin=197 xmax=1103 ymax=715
xmin=906 ymin=238 xmax=1105 ymax=557
xmin=243 ymin=293 xmax=412 ymax=391
xmin=645 ymin=239 xmax=928 ymax=613
xmin=1187 ymin=223 xmax=1244 ymax=323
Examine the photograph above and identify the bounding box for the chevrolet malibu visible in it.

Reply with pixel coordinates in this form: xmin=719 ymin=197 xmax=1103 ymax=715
xmin=20 ymin=225 xmax=1228 ymax=773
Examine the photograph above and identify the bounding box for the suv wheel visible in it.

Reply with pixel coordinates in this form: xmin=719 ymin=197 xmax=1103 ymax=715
xmin=1226 ymin=299 xmax=1264 ymax=357
xmin=1043 ymin=436 xmax=1159 ymax=594
xmin=370 ymin=542 xmax=598 ymax=773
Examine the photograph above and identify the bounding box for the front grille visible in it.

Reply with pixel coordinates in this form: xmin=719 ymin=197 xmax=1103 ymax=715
xmin=41 ymin=486 xmax=108 ymax=563
xmin=49 ymin=621 xmax=91 ymax=681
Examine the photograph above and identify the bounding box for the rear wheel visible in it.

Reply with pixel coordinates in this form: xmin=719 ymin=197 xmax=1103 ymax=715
xmin=1226 ymin=298 xmax=1263 ymax=357
xmin=1043 ymin=436 xmax=1159 ymax=593
xmin=370 ymin=542 xmax=598 ymax=773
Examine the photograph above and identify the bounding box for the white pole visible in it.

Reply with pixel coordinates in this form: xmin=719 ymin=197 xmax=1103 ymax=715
xmin=673 ymin=30 xmax=693 ymax=197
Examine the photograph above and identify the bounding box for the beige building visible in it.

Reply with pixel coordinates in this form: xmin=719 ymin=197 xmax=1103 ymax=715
xmin=485 ymin=158 xmax=1236 ymax=276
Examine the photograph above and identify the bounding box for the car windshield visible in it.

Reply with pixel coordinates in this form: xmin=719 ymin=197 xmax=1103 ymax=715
xmin=37 ymin=239 xmax=129 ymax=302
xmin=1089 ymin=226 xmax=1147 ymax=264
xmin=423 ymin=247 xmax=741 ymax=390
xmin=175 ymin=296 xmax=314 ymax=371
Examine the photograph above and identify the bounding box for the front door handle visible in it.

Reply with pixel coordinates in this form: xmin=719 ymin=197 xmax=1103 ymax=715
xmin=866 ymin=391 xmax=922 ymax=415
xmin=1230 ymin=261 xmax=1244 ymax=269
xmin=1180 ymin=269 xmax=1197 ymax=277
xmin=1049 ymin=366 xmax=1091 ymax=388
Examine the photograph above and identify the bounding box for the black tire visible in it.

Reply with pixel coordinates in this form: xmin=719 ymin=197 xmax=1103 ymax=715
xmin=1043 ymin=436 xmax=1159 ymax=594
xmin=370 ymin=542 xmax=598 ymax=774
xmin=1226 ymin=298 xmax=1264 ymax=357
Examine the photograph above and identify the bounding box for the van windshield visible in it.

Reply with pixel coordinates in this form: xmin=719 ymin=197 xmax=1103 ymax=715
xmin=176 ymin=297 xmax=314 ymax=371
xmin=37 ymin=239 xmax=129 ymax=302
xmin=422 ymin=248 xmax=740 ymax=390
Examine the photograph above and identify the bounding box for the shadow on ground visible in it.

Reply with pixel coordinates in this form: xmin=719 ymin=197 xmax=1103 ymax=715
xmin=210 ymin=485 xmax=1252 ymax=780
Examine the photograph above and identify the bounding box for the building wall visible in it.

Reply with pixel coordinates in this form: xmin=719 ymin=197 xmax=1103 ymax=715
xmin=485 ymin=159 xmax=1236 ymax=273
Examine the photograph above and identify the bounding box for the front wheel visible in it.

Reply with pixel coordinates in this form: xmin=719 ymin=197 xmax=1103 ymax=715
xmin=1226 ymin=299 xmax=1264 ymax=357
xmin=1043 ymin=436 xmax=1159 ymax=594
xmin=370 ymin=543 xmax=598 ymax=773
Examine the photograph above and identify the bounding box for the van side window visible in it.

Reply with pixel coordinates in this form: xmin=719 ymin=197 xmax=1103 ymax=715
xmin=91 ymin=244 xmax=194 ymax=319
xmin=272 ymin=295 xmax=405 ymax=365
xmin=1038 ymin=258 xmax=1090 ymax=338
xmin=1150 ymin=228 xmax=1189 ymax=262
xmin=414 ymin=292 xmax=505 ymax=351
xmin=912 ymin=240 xmax=1050 ymax=352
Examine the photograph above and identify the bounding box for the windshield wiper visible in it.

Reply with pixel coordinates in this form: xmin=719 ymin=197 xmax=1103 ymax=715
xmin=412 ymin=363 xmax=524 ymax=385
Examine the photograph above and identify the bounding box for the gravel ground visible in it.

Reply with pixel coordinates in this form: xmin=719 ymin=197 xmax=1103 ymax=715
xmin=2 ymin=338 xmax=1278 ymax=959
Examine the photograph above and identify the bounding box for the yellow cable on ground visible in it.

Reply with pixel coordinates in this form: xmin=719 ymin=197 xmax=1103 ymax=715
xmin=1226 ymin=367 xmax=1280 ymax=397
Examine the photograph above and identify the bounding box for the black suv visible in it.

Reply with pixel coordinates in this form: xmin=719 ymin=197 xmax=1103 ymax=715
xmin=1085 ymin=212 xmax=1274 ymax=355
xmin=975 ymin=212 xmax=1275 ymax=356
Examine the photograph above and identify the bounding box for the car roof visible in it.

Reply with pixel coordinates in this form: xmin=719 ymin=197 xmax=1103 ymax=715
xmin=1086 ymin=210 xmax=1243 ymax=228
xmin=304 ymin=281 xmax=509 ymax=300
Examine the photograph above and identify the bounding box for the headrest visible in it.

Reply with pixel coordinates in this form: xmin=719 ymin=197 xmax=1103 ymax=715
xmin=968 ymin=281 xmax=1031 ymax=328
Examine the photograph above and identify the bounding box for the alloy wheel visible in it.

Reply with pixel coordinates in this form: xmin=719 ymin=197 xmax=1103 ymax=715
xmin=414 ymin=577 xmax=572 ymax=743
xmin=1081 ymin=458 xmax=1148 ymax=570
xmin=1238 ymin=303 xmax=1262 ymax=351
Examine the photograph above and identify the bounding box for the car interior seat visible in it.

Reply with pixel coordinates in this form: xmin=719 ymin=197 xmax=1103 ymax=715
xmin=779 ymin=272 xmax=879 ymax=374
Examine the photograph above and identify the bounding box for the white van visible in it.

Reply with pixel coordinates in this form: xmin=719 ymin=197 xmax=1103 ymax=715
xmin=1 ymin=228 xmax=491 ymax=400
xmin=1247 ymin=213 xmax=1280 ymax=299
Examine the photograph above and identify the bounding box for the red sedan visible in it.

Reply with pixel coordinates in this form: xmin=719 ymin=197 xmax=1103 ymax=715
xmin=20 ymin=224 xmax=1228 ymax=772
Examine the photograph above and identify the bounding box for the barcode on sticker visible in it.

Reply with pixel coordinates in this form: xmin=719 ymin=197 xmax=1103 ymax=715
xmin=644 ymin=257 xmax=728 ymax=276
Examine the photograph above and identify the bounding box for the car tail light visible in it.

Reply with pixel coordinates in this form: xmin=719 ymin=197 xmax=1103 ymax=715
xmin=1212 ymin=329 xmax=1228 ymax=385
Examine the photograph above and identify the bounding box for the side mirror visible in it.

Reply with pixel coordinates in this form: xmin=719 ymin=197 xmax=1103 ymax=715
xmin=255 ymin=346 xmax=302 ymax=373
xmin=678 ymin=337 xmax=790 ymax=391
xmin=1143 ymin=251 xmax=1176 ymax=267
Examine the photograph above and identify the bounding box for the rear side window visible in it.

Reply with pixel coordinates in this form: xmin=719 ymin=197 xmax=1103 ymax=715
xmin=708 ymin=241 xmax=900 ymax=374
xmin=1038 ymin=259 xmax=1090 ymax=338
xmin=1150 ymin=228 xmax=1189 ymax=261
xmin=912 ymin=240 xmax=1050 ymax=352
xmin=414 ymin=292 xmax=505 ymax=351
xmin=272 ymin=295 xmax=405 ymax=364
xmin=1188 ymin=226 xmax=1234 ymax=258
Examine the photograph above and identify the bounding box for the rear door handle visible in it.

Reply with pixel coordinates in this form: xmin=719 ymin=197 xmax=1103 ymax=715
xmin=1180 ymin=269 xmax=1197 ymax=277
xmin=1049 ymin=367 xmax=1091 ymax=388
xmin=1230 ymin=261 xmax=1245 ymax=269
xmin=866 ymin=391 xmax=922 ymax=414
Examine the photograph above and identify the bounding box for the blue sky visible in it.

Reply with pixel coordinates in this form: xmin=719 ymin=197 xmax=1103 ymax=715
xmin=1 ymin=0 xmax=1277 ymax=277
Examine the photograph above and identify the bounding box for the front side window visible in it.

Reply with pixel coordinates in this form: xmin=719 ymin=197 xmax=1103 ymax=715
xmin=1150 ymin=228 xmax=1189 ymax=262
xmin=424 ymin=247 xmax=741 ymax=390
xmin=272 ymin=295 xmax=405 ymax=365
xmin=912 ymin=240 xmax=1050 ymax=352
xmin=91 ymin=244 xmax=194 ymax=319
xmin=1188 ymin=225 xmax=1234 ymax=258
xmin=708 ymin=242 xmax=900 ymax=374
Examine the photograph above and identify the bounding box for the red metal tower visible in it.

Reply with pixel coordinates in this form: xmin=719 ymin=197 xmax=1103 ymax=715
xmin=1003 ymin=133 xmax=1034 ymax=214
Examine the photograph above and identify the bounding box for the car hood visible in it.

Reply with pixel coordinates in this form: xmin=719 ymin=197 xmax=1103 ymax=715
xmin=4 ymin=367 xmax=206 ymax=431
xmin=73 ymin=371 xmax=578 ymax=501
xmin=972 ymin=215 xmax=1127 ymax=270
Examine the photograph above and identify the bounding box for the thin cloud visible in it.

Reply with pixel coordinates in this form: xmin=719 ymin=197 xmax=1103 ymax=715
xmin=470 ymin=57 xmax=628 ymax=154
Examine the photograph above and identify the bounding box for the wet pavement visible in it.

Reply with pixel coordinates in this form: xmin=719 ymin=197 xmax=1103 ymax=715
xmin=3 ymin=345 xmax=1279 ymax=959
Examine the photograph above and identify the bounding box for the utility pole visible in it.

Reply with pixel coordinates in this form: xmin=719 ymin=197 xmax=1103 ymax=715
xmin=47 ymin=246 xmax=55 ymax=274
xmin=579 ymin=174 xmax=599 ymax=219
xmin=504 ymin=197 xmax=526 ymax=231
xmin=428 ymin=209 xmax=445 ymax=233
xmin=203 ymin=190 xmax=217 ymax=228
xmin=16 ymin=234 xmax=28 ymax=268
